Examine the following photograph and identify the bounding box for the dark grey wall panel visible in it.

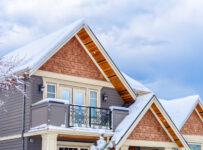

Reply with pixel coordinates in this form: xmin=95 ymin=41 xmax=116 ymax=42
xmin=101 ymin=87 xmax=124 ymax=108
xmin=27 ymin=136 xmax=42 ymax=150
xmin=30 ymin=76 xmax=43 ymax=104
xmin=112 ymin=109 xmax=129 ymax=131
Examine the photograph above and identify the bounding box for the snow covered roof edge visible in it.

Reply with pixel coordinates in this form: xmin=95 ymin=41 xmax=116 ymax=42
xmin=159 ymin=95 xmax=202 ymax=130
xmin=3 ymin=19 xmax=86 ymax=74
xmin=121 ymin=72 xmax=152 ymax=93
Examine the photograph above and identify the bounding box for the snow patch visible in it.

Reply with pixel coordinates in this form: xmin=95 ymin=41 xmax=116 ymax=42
xmin=111 ymin=93 xmax=154 ymax=144
xmin=32 ymin=98 xmax=70 ymax=106
xmin=159 ymin=95 xmax=201 ymax=130
xmin=110 ymin=106 xmax=129 ymax=111
xmin=122 ymin=72 xmax=151 ymax=92
xmin=3 ymin=19 xmax=85 ymax=74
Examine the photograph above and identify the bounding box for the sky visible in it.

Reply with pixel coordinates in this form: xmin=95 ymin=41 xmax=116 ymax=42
xmin=0 ymin=0 xmax=203 ymax=100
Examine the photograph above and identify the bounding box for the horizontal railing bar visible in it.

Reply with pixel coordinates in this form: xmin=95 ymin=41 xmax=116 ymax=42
xmin=69 ymin=104 xmax=111 ymax=111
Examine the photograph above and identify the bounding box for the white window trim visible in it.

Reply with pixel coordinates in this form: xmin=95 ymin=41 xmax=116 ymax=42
xmin=43 ymin=77 xmax=101 ymax=107
xmin=46 ymin=83 xmax=57 ymax=98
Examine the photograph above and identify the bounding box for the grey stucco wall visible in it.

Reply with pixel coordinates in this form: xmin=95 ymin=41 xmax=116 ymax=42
xmin=101 ymin=87 xmax=124 ymax=108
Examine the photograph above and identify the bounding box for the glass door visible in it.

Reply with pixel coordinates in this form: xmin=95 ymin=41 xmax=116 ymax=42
xmin=60 ymin=86 xmax=72 ymax=104
xmin=73 ymin=88 xmax=86 ymax=126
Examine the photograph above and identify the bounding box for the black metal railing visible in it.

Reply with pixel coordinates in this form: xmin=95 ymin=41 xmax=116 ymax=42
xmin=68 ymin=104 xmax=111 ymax=129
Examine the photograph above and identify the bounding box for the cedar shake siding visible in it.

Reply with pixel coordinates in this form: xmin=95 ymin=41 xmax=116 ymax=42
xmin=180 ymin=110 xmax=203 ymax=135
xmin=128 ymin=109 xmax=172 ymax=142
xmin=39 ymin=37 xmax=106 ymax=81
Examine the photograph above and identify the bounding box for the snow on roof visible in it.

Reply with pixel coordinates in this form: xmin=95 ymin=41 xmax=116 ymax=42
xmin=3 ymin=19 xmax=85 ymax=73
xmin=122 ymin=72 xmax=151 ymax=93
xmin=29 ymin=124 xmax=113 ymax=134
xmin=112 ymin=93 xmax=154 ymax=144
xmin=32 ymin=98 xmax=70 ymax=106
xmin=159 ymin=95 xmax=201 ymax=130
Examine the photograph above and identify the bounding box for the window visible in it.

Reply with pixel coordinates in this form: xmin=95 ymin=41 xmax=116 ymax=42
xmin=89 ymin=91 xmax=97 ymax=107
xmin=47 ymin=84 xmax=56 ymax=98
xmin=74 ymin=89 xmax=85 ymax=105
xmin=89 ymin=90 xmax=97 ymax=118
xmin=60 ymin=87 xmax=72 ymax=104
xmin=189 ymin=144 xmax=201 ymax=150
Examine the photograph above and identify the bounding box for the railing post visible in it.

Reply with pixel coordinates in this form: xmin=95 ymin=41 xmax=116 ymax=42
xmin=89 ymin=107 xmax=91 ymax=128
xmin=109 ymin=110 xmax=112 ymax=130
xmin=67 ymin=104 xmax=70 ymax=127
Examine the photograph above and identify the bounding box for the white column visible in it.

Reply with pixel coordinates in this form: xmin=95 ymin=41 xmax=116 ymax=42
xmin=120 ymin=146 xmax=129 ymax=150
xmin=42 ymin=133 xmax=58 ymax=150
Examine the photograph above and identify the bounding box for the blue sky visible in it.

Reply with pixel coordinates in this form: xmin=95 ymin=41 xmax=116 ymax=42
xmin=0 ymin=0 xmax=203 ymax=100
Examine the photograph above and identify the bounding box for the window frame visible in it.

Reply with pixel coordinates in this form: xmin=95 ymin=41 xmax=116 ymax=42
xmin=46 ymin=83 xmax=56 ymax=98
xmin=43 ymin=77 xmax=101 ymax=107
xmin=89 ymin=90 xmax=98 ymax=108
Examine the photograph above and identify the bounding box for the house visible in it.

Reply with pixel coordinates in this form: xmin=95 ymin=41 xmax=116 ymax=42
xmin=160 ymin=96 xmax=203 ymax=149
xmin=0 ymin=19 xmax=202 ymax=150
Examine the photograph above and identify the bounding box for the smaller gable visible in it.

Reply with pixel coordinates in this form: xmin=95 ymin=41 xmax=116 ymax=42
xmin=128 ymin=109 xmax=172 ymax=142
xmin=180 ymin=110 xmax=203 ymax=136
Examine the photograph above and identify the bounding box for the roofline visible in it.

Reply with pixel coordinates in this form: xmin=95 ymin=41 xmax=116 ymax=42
xmin=30 ymin=23 xmax=86 ymax=75
xmin=26 ymin=22 xmax=136 ymax=101
xmin=84 ymin=24 xmax=136 ymax=100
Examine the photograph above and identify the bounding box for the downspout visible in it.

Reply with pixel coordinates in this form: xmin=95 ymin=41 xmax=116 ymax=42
xmin=21 ymin=83 xmax=26 ymax=150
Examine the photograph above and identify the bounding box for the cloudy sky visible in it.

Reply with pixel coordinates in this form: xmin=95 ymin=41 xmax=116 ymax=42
xmin=0 ymin=0 xmax=203 ymax=100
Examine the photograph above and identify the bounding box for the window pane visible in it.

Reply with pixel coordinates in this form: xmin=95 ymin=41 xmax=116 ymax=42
xmin=75 ymin=91 xmax=84 ymax=105
xmin=47 ymin=93 xmax=55 ymax=98
xmin=47 ymin=85 xmax=55 ymax=93
xmin=90 ymin=91 xmax=97 ymax=99
xmin=189 ymin=144 xmax=201 ymax=150
xmin=61 ymin=90 xmax=70 ymax=102
xmin=90 ymin=99 xmax=97 ymax=107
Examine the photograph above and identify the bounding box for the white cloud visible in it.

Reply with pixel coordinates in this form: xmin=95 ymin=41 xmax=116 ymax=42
xmin=1 ymin=0 xmax=203 ymax=99
xmin=145 ymin=77 xmax=197 ymax=99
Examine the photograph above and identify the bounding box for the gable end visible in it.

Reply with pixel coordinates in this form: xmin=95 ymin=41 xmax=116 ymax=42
xmin=39 ymin=36 xmax=106 ymax=81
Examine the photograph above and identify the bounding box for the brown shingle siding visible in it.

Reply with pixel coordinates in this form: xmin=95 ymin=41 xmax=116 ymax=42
xmin=40 ymin=37 xmax=106 ymax=81
xmin=128 ymin=109 xmax=171 ymax=142
xmin=180 ymin=110 xmax=203 ymax=135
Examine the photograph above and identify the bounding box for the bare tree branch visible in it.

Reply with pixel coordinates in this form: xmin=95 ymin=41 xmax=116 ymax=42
xmin=0 ymin=56 xmax=28 ymax=109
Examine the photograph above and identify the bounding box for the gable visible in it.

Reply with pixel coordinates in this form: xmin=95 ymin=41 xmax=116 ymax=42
xmin=127 ymin=109 xmax=172 ymax=142
xmin=39 ymin=36 xmax=106 ymax=81
xmin=77 ymin=28 xmax=135 ymax=102
xmin=180 ymin=110 xmax=203 ymax=135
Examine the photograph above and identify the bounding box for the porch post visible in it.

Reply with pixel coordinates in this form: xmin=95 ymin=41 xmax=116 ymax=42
xmin=42 ymin=133 xmax=58 ymax=150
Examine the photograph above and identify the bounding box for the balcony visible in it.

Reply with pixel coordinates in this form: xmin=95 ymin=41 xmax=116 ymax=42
xmin=31 ymin=99 xmax=114 ymax=130
xmin=68 ymin=104 xmax=111 ymax=129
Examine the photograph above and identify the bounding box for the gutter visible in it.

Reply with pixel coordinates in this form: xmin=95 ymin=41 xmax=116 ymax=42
xmin=21 ymin=83 xmax=26 ymax=150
